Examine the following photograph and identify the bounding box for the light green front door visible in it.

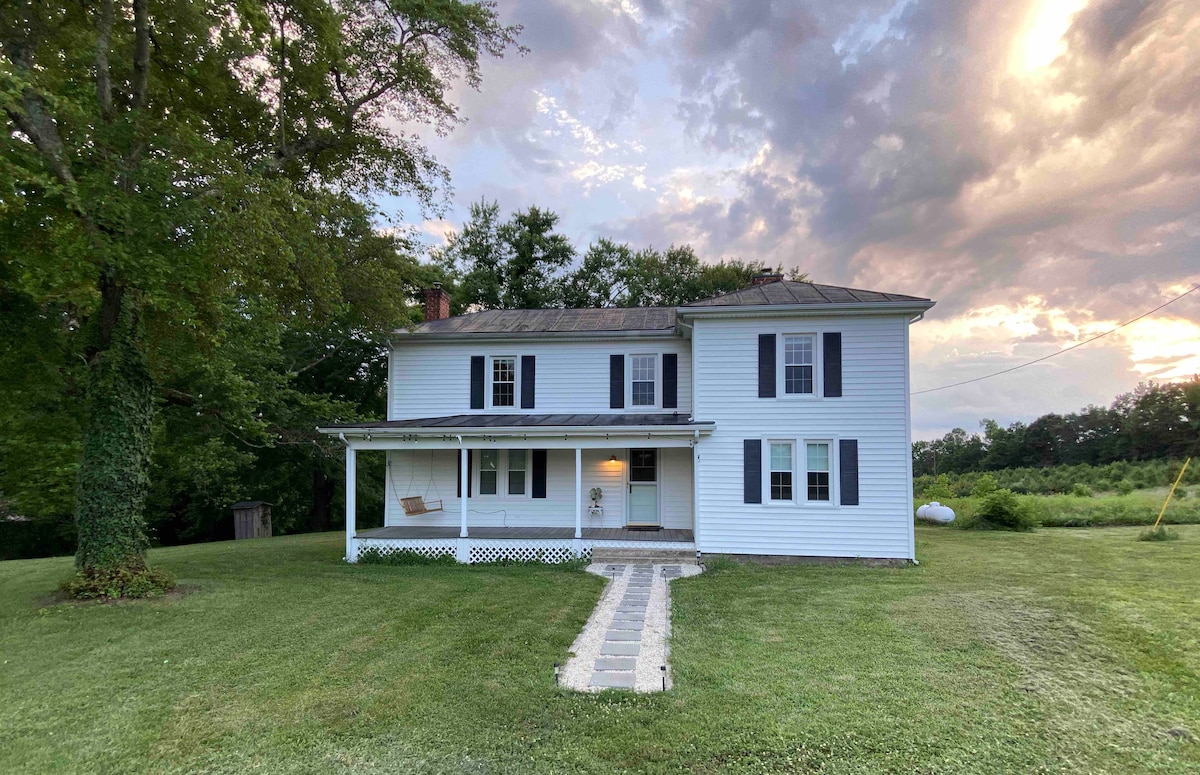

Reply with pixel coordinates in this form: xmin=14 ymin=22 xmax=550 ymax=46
xmin=627 ymin=449 xmax=659 ymax=526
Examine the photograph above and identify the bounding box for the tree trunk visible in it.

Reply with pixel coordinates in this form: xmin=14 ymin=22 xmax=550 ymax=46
xmin=308 ymin=467 xmax=334 ymax=532
xmin=74 ymin=294 xmax=154 ymax=571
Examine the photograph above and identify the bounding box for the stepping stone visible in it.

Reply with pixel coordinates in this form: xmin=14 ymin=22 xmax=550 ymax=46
xmin=609 ymin=620 xmax=642 ymax=630
xmin=591 ymin=672 xmax=635 ymax=688
xmin=601 ymin=641 xmax=640 ymax=656
xmin=633 ymin=565 xmax=652 ymax=570
xmin=612 ymin=613 xmax=644 ymax=622
xmin=622 ymin=597 xmax=649 ymax=604
xmin=616 ymin=606 xmax=646 ymax=614
xmin=607 ymin=629 xmax=642 ymax=642
xmin=594 ymin=657 xmax=637 ymax=671
xmin=604 ymin=565 xmax=626 ymax=572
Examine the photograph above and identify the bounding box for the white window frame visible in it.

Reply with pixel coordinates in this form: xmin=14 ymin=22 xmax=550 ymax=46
xmin=627 ymin=353 xmax=660 ymax=409
xmin=487 ymin=355 xmax=520 ymax=410
xmin=766 ymin=440 xmax=796 ymax=504
xmin=803 ymin=439 xmax=836 ymax=505
xmin=473 ymin=449 xmax=532 ymax=499
xmin=778 ymin=333 xmax=819 ymax=399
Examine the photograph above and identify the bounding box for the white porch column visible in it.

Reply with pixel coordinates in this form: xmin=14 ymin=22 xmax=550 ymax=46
xmin=345 ymin=444 xmax=357 ymax=562
xmin=574 ymin=447 xmax=583 ymax=539
xmin=459 ymin=445 xmax=469 ymax=538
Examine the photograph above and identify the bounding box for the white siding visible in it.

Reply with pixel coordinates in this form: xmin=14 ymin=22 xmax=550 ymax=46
xmin=390 ymin=339 xmax=692 ymax=419
xmin=383 ymin=447 xmax=692 ymax=530
xmin=692 ymin=314 xmax=914 ymax=559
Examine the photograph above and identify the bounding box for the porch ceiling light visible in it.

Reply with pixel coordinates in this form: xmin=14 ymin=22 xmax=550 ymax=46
xmin=608 ymin=455 xmax=619 ymax=464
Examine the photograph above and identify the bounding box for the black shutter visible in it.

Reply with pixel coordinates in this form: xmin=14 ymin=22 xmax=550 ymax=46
xmin=457 ymin=450 xmax=474 ymax=498
xmin=744 ymin=439 xmax=762 ymax=504
xmin=470 ymin=356 xmax=485 ymax=409
xmin=839 ymin=439 xmax=858 ymax=506
xmin=521 ymin=355 xmax=536 ymax=409
xmin=662 ymin=353 xmax=678 ymax=409
xmin=758 ymin=334 xmax=776 ymax=398
xmin=609 ymin=354 xmax=625 ymax=409
xmin=824 ymin=332 xmax=842 ymax=398
xmin=532 ymin=450 xmax=547 ymax=498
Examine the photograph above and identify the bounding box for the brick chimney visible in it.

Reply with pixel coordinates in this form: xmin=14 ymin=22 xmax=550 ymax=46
xmin=750 ymin=269 xmax=784 ymax=286
xmin=423 ymin=282 xmax=451 ymax=321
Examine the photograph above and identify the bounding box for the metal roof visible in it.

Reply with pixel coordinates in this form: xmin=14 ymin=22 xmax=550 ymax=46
xmin=322 ymin=413 xmax=712 ymax=430
xmin=408 ymin=307 xmax=676 ymax=336
xmin=682 ymin=281 xmax=932 ymax=308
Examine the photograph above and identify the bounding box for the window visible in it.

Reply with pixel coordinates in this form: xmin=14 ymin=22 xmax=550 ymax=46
xmin=492 ymin=357 xmax=516 ymax=407
xmin=769 ymin=442 xmax=793 ymax=501
xmin=479 ymin=450 xmax=499 ymax=495
xmin=630 ymin=449 xmax=657 ymax=482
xmin=631 ymin=354 xmax=656 ymax=406
xmin=784 ymin=335 xmax=814 ymax=395
xmin=806 ymin=442 xmax=830 ymax=501
xmin=507 ymin=450 xmax=526 ymax=495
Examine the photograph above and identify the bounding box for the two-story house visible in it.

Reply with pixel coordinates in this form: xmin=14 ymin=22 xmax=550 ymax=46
xmin=319 ymin=274 xmax=934 ymax=564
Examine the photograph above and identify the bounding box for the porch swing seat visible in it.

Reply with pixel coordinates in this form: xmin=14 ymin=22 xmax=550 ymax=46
xmin=401 ymin=496 xmax=443 ymax=516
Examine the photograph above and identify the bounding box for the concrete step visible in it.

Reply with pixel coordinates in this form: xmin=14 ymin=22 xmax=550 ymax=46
xmin=591 ymin=546 xmax=698 ymax=564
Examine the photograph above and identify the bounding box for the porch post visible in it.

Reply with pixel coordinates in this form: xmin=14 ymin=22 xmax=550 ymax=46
xmin=459 ymin=445 xmax=469 ymax=538
xmin=345 ymin=444 xmax=357 ymax=562
xmin=574 ymin=447 xmax=582 ymax=540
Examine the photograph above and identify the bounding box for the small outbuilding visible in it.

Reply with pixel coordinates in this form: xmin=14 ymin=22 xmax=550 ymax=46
xmin=231 ymin=501 xmax=273 ymax=540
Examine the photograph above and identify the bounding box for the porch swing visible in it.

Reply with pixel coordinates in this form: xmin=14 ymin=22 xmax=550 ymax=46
xmin=394 ymin=450 xmax=444 ymax=516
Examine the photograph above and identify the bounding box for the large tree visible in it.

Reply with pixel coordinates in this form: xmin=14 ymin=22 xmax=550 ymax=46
xmin=1 ymin=0 xmax=518 ymax=588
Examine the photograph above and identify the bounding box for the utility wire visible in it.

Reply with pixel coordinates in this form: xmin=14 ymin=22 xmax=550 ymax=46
xmin=911 ymin=283 xmax=1200 ymax=396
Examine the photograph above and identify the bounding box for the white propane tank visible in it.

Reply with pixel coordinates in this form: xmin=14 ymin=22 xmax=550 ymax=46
xmin=924 ymin=502 xmax=955 ymax=524
xmin=916 ymin=503 xmax=930 ymax=519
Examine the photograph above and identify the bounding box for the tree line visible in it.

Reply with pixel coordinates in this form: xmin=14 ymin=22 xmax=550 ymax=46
xmin=913 ymin=378 xmax=1200 ymax=476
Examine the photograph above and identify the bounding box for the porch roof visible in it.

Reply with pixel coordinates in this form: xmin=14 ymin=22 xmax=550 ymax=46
xmin=320 ymin=413 xmax=714 ymax=436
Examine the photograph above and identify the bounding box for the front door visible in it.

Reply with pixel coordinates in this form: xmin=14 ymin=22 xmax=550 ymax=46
xmin=627 ymin=449 xmax=659 ymax=526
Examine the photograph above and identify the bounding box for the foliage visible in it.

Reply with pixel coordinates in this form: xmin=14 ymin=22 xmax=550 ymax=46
xmin=0 ymin=516 xmax=75 ymax=561
xmin=917 ymin=491 xmax=1200 ymax=528
xmin=924 ymin=473 xmax=955 ymax=501
xmin=356 ymin=547 xmax=457 ymax=566
xmin=1117 ymin=479 xmax=1135 ymax=495
xmin=1138 ymin=526 xmax=1180 ymax=542
xmin=0 ymin=0 xmax=519 ymax=571
xmin=58 ymin=564 xmax=175 ymax=600
xmin=4 ymin=530 xmax=1200 ymax=772
xmin=1069 ymin=483 xmax=1091 ymax=497
xmin=971 ymin=473 xmax=999 ymax=498
xmin=436 ymin=200 xmax=802 ymax=311
xmin=914 ymin=457 xmax=1200 ymax=498
xmin=963 ymin=489 xmax=1036 ymax=532
xmin=913 ymin=378 xmax=1200 ymax=476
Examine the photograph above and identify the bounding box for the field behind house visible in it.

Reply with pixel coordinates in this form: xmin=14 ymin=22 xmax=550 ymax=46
xmin=2 ymin=529 xmax=1199 ymax=773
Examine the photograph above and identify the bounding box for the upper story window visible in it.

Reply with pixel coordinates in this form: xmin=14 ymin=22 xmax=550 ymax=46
xmin=491 ymin=357 xmax=516 ymax=407
xmin=631 ymin=354 xmax=656 ymax=406
xmin=806 ymin=442 xmax=831 ymax=501
xmin=784 ymin=335 xmax=814 ymax=395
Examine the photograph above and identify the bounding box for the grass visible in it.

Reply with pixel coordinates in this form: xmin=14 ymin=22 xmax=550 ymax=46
xmin=918 ymin=490 xmax=1200 ymax=529
xmin=2 ymin=529 xmax=1199 ymax=773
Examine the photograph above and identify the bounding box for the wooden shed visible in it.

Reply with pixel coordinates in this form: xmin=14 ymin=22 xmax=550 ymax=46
xmin=232 ymin=501 xmax=272 ymax=540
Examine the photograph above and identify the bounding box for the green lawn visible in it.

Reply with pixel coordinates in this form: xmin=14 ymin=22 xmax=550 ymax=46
xmin=2 ymin=529 xmax=1198 ymax=773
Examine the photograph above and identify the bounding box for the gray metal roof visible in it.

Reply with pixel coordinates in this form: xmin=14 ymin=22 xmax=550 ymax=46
xmin=682 ymin=281 xmax=932 ymax=308
xmin=410 ymin=307 xmax=676 ymax=335
xmin=323 ymin=413 xmax=711 ymax=430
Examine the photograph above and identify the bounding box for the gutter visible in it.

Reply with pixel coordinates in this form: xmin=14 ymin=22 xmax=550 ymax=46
xmin=318 ymin=423 xmax=716 ymax=438
xmin=390 ymin=329 xmax=681 ymax=342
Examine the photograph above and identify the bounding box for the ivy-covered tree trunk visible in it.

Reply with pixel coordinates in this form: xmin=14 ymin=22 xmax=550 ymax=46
xmin=74 ymin=296 xmax=154 ymax=572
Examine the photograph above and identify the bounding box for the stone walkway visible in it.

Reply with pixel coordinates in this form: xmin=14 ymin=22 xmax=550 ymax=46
xmin=560 ymin=561 xmax=703 ymax=692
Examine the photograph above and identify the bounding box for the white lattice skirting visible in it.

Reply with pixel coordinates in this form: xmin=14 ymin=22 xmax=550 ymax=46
xmin=356 ymin=538 xmax=458 ymax=560
xmin=352 ymin=537 xmax=698 ymax=564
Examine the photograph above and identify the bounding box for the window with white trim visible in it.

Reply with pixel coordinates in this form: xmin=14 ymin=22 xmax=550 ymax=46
xmin=784 ymin=335 xmax=815 ymax=395
xmin=479 ymin=450 xmax=499 ymax=495
xmin=769 ymin=442 xmax=794 ymax=501
xmin=806 ymin=442 xmax=831 ymax=501
xmin=507 ymin=449 xmax=526 ymax=495
xmin=631 ymin=354 xmax=656 ymax=406
xmin=491 ymin=357 xmax=516 ymax=407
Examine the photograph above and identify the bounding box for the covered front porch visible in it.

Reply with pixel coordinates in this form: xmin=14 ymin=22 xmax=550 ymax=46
xmin=319 ymin=413 xmax=713 ymax=564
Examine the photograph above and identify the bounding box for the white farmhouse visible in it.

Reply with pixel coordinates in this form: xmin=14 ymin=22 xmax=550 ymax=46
xmin=320 ymin=274 xmax=934 ymax=564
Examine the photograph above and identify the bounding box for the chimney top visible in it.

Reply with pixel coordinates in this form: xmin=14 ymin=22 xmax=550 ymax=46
xmin=423 ymin=284 xmax=451 ymax=322
xmin=750 ymin=269 xmax=784 ymax=286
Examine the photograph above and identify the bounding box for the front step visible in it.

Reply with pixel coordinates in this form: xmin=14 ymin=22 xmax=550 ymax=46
xmin=590 ymin=546 xmax=698 ymax=564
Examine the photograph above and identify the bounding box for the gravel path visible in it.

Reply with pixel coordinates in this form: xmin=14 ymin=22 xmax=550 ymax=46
xmin=560 ymin=561 xmax=703 ymax=692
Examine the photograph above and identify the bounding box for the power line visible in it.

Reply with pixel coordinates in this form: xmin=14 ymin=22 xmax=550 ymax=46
xmin=911 ymin=283 xmax=1200 ymax=396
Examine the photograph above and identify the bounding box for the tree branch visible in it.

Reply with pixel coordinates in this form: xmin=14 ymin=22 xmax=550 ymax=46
xmin=129 ymin=0 xmax=150 ymax=111
xmin=95 ymin=0 xmax=114 ymax=120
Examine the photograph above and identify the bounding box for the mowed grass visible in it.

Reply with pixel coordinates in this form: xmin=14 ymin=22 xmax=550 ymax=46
xmin=1 ymin=529 xmax=1198 ymax=773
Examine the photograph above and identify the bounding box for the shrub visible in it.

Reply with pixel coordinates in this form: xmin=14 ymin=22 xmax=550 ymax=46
xmin=1069 ymin=483 xmax=1091 ymax=498
xmin=967 ymin=489 xmax=1036 ymax=532
xmin=1117 ymin=480 xmax=1136 ymax=496
xmin=357 ymin=548 xmax=457 ymax=566
xmin=924 ymin=474 xmax=954 ymax=501
xmin=1138 ymin=526 xmax=1180 ymax=542
xmin=971 ymin=474 xmax=999 ymax=498
xmin=60 ymin=564 xmax=176 ymax=600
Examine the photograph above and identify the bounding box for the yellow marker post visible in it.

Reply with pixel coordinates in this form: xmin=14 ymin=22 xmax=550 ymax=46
xmin=1153 ymin=457 xmax=1191 ymax=529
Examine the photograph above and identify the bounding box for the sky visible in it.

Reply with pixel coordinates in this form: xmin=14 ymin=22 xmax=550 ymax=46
xmin=384 ymin=0 xmax=1200 ymax=440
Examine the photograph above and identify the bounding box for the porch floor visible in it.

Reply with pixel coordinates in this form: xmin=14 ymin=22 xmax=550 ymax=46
xmin=356 ymin=526 xmax=694 ymax=542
